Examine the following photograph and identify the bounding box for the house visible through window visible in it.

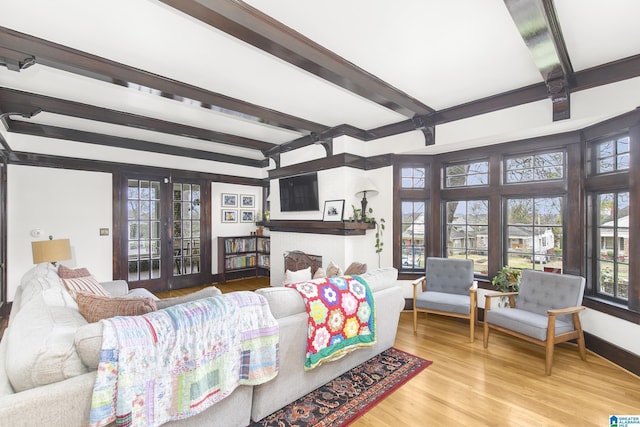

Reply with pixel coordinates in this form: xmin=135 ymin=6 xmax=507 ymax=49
xmin=595 ymin=191 xmax=629 ymax=301
xmin=445 ymin=200 xmax=489 ymax=275
xmin=505 ymin=197 xmax=563 ymax=271
xmin=401 ymin=201 xmax=426 ymax=270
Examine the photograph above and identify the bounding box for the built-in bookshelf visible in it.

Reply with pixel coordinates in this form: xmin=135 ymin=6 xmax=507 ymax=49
xmin=218 ymin=235 xmax=270 ymax=284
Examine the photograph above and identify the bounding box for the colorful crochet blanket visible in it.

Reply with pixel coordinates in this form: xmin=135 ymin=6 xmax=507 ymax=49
xmin=286 ymin=275 xmax=376 ymax=370
xmin=89 ymin=291 xmax=279 ymax=427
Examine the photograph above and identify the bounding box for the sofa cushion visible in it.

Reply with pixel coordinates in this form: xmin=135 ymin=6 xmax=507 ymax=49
xmin=156 ymin=286 xmax=221 ymax=309
xmin=74 ymin=322 xmax=104 ymax=369
xmin=255 ymin=287 xmax=306 ymax=319
xmin=344 ymin=262 xmax=367 ymax=275
xmin=283 ymin=267 xmax=312 ymax=285
xmin=57 ymin=264 xmax=92 ymax=278
xmin=312 ymin=267 xmax=326 ymax=279
xmin=61 ymin=275 xmax=110 ymax=298
xmin=359 ymin=267 xmax=398 ymax=293
xmin=76 ymin=292 xmax=157 ymax=323
xmin=5 ymin=291 xmax=89 ymax=392
xmin=325 ymin=261 xmax=343 ymax=277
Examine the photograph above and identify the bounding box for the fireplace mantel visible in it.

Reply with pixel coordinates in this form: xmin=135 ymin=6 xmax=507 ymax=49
xmin=259 ymin=220 xmax=375 ymax=236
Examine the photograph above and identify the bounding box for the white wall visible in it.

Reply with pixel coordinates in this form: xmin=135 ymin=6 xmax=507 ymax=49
xmin=210 ymin=182 xmax=264 ymax=274
xmin=7 ymin=165 xmax=113 ymax=300
xmin=268 ymin=165 xmax=394 ymax=284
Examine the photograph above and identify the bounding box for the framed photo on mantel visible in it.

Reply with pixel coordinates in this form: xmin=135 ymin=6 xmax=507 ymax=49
xmin=322 ymin=199 xmax=345 ymax=222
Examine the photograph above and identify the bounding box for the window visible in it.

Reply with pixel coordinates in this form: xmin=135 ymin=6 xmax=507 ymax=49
xmin=505 ymin=151 xmax=564 ymax=183
xmin=401 ymin=167 xmax=426 ymax=188
xmin=444 ymin=161 xmax=488 ymax=188
xmin=505 ymin=197 xmax=563 ymax=271
xmin=400 ymin=201 xmax=426 ymax=270
xmin=128 ymin=179 xmax=162 ymax=281
xmin=595 ymin=192 xmax=629 ymax=301
xmin=594 ymin=135 xmax=630 ymax=174
xmin=445 ymin=200 xmax=488 ymax=275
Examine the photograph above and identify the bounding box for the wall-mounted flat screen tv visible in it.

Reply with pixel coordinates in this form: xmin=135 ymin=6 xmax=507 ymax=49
xmin=279 ymin=172 xmax=319 ymax=211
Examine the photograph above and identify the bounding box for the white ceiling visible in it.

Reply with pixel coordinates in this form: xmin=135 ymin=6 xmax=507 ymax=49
xmin=1 ymin=0 xmax=639 ymax=162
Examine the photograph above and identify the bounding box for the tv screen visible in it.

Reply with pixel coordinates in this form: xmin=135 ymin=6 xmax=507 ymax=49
xmin=279 ymin=173 xmax=319 ymax=212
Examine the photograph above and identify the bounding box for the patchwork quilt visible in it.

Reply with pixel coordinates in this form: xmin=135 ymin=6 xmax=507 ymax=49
xmin=89 ymin=291 xmax=279 ymax=427
xmin=286 ymin=275 xmax=376 ymax=370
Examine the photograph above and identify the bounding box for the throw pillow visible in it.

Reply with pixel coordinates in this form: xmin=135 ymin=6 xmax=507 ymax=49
xmin=61 ymin=275 xmax=110 ymax=298
xmin=344 ymin=262 xmax=367 ymax=275
xmin=58 ymin=264 xmax=92 ymax=279
xmin=325 ymin=261 xmax=343 ymax=278
xmin=283 ymin=266 xmax=312 ymax=285
xmin=312 ymin=267 xmax=326 ymax=279
xmin=76 ymin=292 xmax=157 ymax=323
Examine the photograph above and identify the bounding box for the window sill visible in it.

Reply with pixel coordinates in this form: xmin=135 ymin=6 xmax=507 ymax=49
xmin=583 ymin=296 xmax=640 ymax=325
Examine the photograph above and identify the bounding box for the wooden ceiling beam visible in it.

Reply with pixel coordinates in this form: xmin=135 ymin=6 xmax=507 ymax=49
xmin=0 ymin=88 xmax=277 ymax=153
xmin=160 ymin=0 xmax=435 ymax=118
xmin=0 ymin=26 xmax=326 ymax=135
xmin=5 ymin=119 xmax=268 ymax=168
xmin=504 ymin=0 xmax=573 ymax=121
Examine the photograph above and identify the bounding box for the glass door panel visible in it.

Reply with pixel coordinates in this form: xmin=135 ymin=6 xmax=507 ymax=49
xmin=127 ymin=179 xmax=162 ymax=282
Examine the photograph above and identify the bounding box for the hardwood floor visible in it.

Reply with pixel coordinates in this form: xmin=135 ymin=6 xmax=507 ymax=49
xmin=162 ymin=278 xmax=640 ymax=426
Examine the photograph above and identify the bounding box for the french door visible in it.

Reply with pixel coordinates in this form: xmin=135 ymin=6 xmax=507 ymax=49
xmin=114 ymin=173 xmax=209 ymax=292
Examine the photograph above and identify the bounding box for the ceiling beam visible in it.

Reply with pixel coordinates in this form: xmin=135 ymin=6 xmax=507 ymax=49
xmin=0 ymin=88 xmax=277 ymax=153
xmin=0 ymin=26 xmax=327 ymax=135
xmin=504 ymin=0 xmax=573 ymax=121
xmin=5 ymin=119 xmax=268 ymax=168
xmin=160 ymin=0 xmax=435 ymax=118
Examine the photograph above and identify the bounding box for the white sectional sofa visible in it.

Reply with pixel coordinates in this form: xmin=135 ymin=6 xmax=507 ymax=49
xmin=0 ymin=264 xmax=404 ymax=426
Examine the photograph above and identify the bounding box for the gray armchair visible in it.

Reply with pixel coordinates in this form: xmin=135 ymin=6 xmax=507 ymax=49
xmin=412 ymin=257 xmax=477 ymax=342
xmin=483 ymin=269 xmax=586 ymax=375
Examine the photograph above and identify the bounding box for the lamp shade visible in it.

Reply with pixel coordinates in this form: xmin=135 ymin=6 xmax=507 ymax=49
xmin=32 ymin=239 xmax=71 ymax=264
xmin=354 ymin=178 xmax=379 ymax=198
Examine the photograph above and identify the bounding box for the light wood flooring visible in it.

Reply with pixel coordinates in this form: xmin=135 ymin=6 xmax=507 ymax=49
xmin=161 ymin=278 xmax=640 ymax=426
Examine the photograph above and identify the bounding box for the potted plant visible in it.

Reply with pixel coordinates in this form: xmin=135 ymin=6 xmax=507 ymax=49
xmin=491 ymin=266 xmax=521 ymax=293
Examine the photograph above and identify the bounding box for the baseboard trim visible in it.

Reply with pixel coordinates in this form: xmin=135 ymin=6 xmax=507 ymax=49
xmin=584 ymin=332 xmax=640 ymax=377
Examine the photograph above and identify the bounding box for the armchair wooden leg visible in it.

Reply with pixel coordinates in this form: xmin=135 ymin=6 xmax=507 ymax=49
xmin=545 ymin=341 xmax=554 ymax=376
xmin=469 ymin=315 xmax=475 ymax=343
xmin=413 ymin=308 xmax=418 ymax=333
xmin=574 ymin=313 xmax=587 ymax=361
xmin=483 ymin=321 xmax=489 ymax=348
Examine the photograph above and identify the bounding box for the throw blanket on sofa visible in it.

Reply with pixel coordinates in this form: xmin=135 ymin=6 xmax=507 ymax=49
xmin=89 ymin=291 xmax=279 ymax=427
xmin=286 ymin=275 xmax=375 ymax=370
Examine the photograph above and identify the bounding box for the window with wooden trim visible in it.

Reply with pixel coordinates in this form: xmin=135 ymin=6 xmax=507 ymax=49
xmin=444 ymin=199 xmax=489 ymax=275
xmin=400 ymin=200 xmax=426 ymax=270
xmin=444 ymin=161 xmax=488 ymax=188
xmin=504 ymin=151 xmax=564 ymax=183
xmin=593 ymin=135 xmax=630 ymax=174
xmin=401 ymin=167 xmax=426 ymax=189
xmin=594 ymin=191 xmax=629 ymax=301
xmin=505 ymin=196 xmax=563 ymax=271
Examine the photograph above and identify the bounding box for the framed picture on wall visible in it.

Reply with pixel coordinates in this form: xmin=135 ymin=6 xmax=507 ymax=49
xmin=222 ymin=193 xmax=238 ymax=207
xmin=240 ymin=194 xmax=255 ymax=208
xmin=222 ymin=209 xmax=238 ymax=223
xmin=322 ymin=199 xmax=345 ymax=222
xmin=240 ymin=210 xmax=255 ymax=223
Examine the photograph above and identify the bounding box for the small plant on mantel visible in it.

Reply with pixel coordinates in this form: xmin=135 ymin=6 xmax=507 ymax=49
xmin=491 ymin=265 xmax=521 ymax=293
xmin=349 ymin=206 xmax=386 ymax=267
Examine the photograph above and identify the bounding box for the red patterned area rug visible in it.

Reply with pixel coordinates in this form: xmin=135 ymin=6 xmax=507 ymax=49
xmin=249 ymin=347 xmax=432 ymax=427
